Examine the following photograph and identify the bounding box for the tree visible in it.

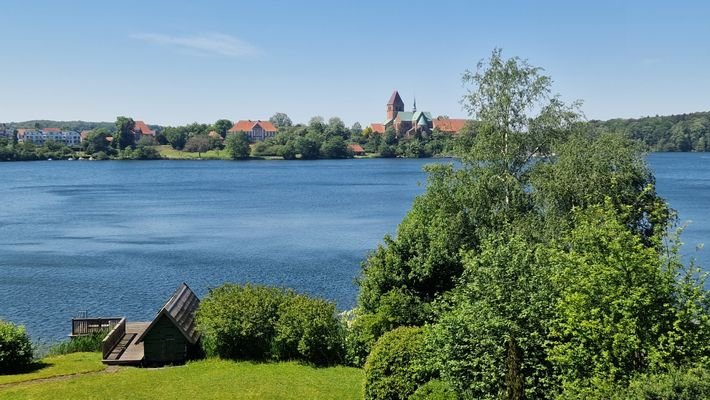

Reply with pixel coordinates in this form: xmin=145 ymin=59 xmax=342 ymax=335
xmin=184 ymin=135 xmax=211 ymax=157
xmin=0 ymin=319 xmax=33 ymax=373
xmin=212 ymin=119 xmax=233 ymax=138
xmin=114 ymin=116 xmax=135 ymax=150
xmin=270 ymin=112 xmax=293 ymax=128
xmin=164 ymin=126 xmax=189 ymax=150
xmin=225 ymin=132 xmax=251 ymax=159
xmin=320 ymin=136 xmax=349 ymax=159
xmin=83 ymin=128 xmax=111 ymax=154
xmin=351 ymin=122 xmax=363 ymax=138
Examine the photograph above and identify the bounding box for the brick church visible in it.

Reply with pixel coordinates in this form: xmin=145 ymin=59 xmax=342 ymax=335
xmin=370 ymin=91 xmax=467 ymax=137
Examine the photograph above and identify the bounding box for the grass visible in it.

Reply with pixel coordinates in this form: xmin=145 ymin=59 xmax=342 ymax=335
xmin=157 ymin=145 xmax=229 ymax=160
xmin=0 ymin=358 xmax=363 ymax=399
xmin=0 ymin=352 xmax=104 ymax=386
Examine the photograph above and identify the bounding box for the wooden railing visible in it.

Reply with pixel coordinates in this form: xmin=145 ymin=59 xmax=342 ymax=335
xmin=101 ymin=318 xmax=126 ymax=360
xmin=71 ymin=317 xmax=123 ymax=337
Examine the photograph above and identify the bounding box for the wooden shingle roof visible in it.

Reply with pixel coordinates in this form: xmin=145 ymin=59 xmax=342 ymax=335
xmin=136 ymin=283 xmax=201 ymax=344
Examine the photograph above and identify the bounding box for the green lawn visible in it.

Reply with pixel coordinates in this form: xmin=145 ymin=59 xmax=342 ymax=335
xmin=157 ymin=145 xmax=229 ymax=160
xmin=0 ymin=358 xmax=363 ymax=399
xmin=0 ymin=353 xmax=104 ymax=386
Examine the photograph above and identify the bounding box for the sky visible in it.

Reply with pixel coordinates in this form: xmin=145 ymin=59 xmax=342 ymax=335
xmin=1 ymin=0 xmax=709 ymax=127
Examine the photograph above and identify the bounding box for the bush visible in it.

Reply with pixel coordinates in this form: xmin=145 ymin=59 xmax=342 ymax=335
xmin=273 ymin=294 xmax=343 ymax=365
xmin=363 ymin=326 xmax=432 ymax=400
xmin=49 ymin=332 xmax=104 ymax=355
xmin=624 ymin=367 xmax=710 ymax=400
xmin=410 ymin=380 xmax=459 ymax=400
xmin=196 ymin=284 xmax=345 ymax=365
xmin=0 ymin=320 xmax=33 ymax=373
xmin=196 ymin=284 xmax=286 ymax=360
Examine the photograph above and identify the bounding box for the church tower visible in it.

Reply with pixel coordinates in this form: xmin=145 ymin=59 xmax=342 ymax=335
xmin=386 ymin=91 xmax=405 ymax=120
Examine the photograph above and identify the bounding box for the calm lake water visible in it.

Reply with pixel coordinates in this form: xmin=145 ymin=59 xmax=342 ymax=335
xmin=0 ymin=154 xmax=708 ymax=341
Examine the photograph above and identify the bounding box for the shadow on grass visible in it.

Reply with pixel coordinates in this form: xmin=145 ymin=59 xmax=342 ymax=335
xmin=2 ymin=361 xmax=52 ymax=376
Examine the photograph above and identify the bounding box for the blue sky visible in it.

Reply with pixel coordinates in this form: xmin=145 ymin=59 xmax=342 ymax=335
xmin=1 ymin=0 xmax=709 ymax=126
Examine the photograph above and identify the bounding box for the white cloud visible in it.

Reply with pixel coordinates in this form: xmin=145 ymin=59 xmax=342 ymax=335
xmin=131 ymin=32 xmax=256 ymax=58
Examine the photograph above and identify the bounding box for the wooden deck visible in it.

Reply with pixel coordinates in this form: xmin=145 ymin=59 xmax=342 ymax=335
xmin=70 ymin=317 xmax=123 ymax=337
xmin=102 ymin=322 xmax=150 ymax=366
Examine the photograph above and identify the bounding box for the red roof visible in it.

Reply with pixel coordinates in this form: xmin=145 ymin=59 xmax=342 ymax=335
xmin=348 ymin=143 xmax=365 ymax=153
xmin=370 ymin=123 xmax=385 ymax=134
xmin=133 ymin=120 xmax=156 ymax=136
xmin=80 ymin=130 xmax=92 ymax=140
xmin=228 ymin=120 xmax=277 ymax=133
xmin=387 ymin=91 xmax=403 ymax=105
xmin=433 ymin=118 xmax=468 ymax=133
xmin=43 ymin=128 xmax=61 ymax=133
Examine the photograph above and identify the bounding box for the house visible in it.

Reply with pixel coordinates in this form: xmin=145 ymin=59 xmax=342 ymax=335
xmin=348 ymin=143 xmax=366 ymax=156
xmin=17 ymin=128 xmax=81 ymax=146
xmin=370 ymin=91 xmax=468 ymax=137
xmin=99 ymin=283 xmax=201 ymax=366
xmin=132 ymin=121 xmax=156 ymax=141
xmin=228 ymin=120 xmax=278 ymax=141
xmin=0 ymin=124 xmax=12 ymax=139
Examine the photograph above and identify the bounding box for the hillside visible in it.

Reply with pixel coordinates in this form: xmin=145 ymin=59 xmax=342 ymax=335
xmin=589 ymin=111 xmax=710 ymax=152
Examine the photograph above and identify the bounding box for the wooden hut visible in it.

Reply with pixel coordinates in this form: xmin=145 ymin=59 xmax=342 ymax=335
xmin=102 ymin=283 xmax=201 ymax=366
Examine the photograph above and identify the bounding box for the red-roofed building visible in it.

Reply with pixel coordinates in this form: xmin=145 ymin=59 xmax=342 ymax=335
xmin=370 ymin=123 xmax=385 ymax=134
xmin=228 ymin=120 xmax=278 ymax=141
xmin=132 ymin=120 xmax=156 ymax=140
xmin=348 ymin=143 xmax=365 ymax=156
xmin=433 ymin=118 xmax=468 ymax=134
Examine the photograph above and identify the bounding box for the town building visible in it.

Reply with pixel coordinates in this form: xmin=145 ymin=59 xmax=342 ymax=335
xmin=132 ymin=120 xmax=156 ymax=141
xmin=370 ymin=91 xmax=468 ymax=136
xmin=16 ymin=128 xmax=81 ymax=146
xmin=228 ymin=120 xmax=278 ymax=141
xmin=348 ymin=143 xmax=366 ymax=156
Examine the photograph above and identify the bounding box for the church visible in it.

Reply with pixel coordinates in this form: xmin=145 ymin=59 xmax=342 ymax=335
xmin=370 ymin=91 xmax=468 ymax=137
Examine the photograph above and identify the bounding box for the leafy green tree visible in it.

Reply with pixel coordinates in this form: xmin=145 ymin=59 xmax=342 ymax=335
xmin=297 ymin=136 xmax=320 ymax=159
xmin=184 ymin=135 xmax=211 ymax=157
xmin=269 ymin=112 xmax=292 ymax=128
xmin=225 ymin=131 xmax=251 ymax=159
xmin=164 ymin=126 xmax=189 ymax=150
xmin=319 ymin=136 xmax=350 ymax=159
xmin=83 ymin=128 xmax=111 ymax=154
xmin=212 ymin=119 xmax=233 ymax=138
xmin=114 ymin=116 xmax=135 ymax=150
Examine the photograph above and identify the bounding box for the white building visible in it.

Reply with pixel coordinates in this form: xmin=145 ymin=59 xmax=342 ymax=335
xmin=17 ymin=128 xmax=81 ymax=146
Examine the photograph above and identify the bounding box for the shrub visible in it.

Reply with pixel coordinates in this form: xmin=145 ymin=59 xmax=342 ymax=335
xmin=196 ymin=283 xmax=345 ymax=365
xmin=273 ymin=294 xmax=344 ymax=365
xmin=0 ymin=320 xmax=33 ymax=373
xmin=196 ymin=284 xmax=286 ymax=360
xmin=363 ymin=326 xmax=432 ymax=400
xmin=410 ymin=380 xmax=459 ymax=400
xmin=49 ymin=332 xmax=104 ymax=355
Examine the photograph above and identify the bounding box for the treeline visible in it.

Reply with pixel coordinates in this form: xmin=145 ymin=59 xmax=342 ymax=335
xmin=589 ymin=111 xmax=710 ymax=152
xmin=3 ymin=120 xmax=116 ymax=133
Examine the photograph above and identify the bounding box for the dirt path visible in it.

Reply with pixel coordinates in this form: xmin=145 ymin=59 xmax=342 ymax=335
xmin=0 ymin=365 xmax=120 ymax=389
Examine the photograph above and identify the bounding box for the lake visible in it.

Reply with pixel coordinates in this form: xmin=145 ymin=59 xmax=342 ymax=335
xmin=0 ymin=154 xmax=708 ymax=341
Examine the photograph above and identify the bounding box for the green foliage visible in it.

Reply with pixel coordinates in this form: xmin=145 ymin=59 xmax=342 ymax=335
xmin=431 ymin=232 xmax=556 ymax=400
xmin=588 ymin=111 xmax=710 ymax=152
xmin=49 ymin=333 xmax=104 ymax=355
xmin=212 ymin=119 xmax=233 ymax=138
xmin=163 ymin=126 xmax=189 ymax=150
xmin=410 ymin=380 xmax=459 ymax=400
xmin=225 ymin=131 xmax=251 ymax=159
xmin=319 ymin=135 xmax=350 ymax=158
xmin=0 ymin=319 xmax=33 ymax=373
xmin=197 ymin=284 xmax=285 ymax=360
xmin=184 ymin=135 xmax=211 ymax=157
xmin=114 ymin=116 xmax=135 ymax=150
xmin=269 ymin=112 xmax=292 ymax=128
xmin=363 ymin=326 xmax=433 ymax=400
xmin=273 ymin=294 xmax=344 ymax=365
xmin=83 ymin=128 xmax=112 ymax=154
xmin=196 ymin=284 xmax=345 ymax=365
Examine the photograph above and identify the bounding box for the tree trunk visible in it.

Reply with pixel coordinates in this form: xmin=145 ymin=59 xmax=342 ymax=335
xmin=505 ymin=336 xmax=524 ymax=400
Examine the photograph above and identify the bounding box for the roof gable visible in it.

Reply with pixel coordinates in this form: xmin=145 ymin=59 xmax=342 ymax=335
xmin=387 ymin=91 xmax=404 ymax=106
xmin=433 ymin=118 xmax=468 ymax=133
xmin=136 ymin=283 xmax=201 ymax=344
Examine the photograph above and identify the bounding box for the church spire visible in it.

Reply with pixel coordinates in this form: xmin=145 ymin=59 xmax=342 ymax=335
xmin=413 ymin=96 xmax=417 ymax=112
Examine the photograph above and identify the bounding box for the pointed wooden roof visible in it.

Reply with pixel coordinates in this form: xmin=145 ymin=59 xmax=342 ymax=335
xmin=135 ymin=283 xmax=201 ymax=344
xmin=387 ymin=91 xmax=404 ymax=106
